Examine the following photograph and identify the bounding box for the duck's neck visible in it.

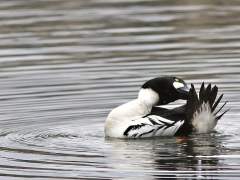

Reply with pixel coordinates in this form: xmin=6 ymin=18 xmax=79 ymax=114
xmin=125 ymin=88 xmax=159 ymax=117
xmin=137 ymin=88 xmax=159 ymax=107
xmin=104 ymin=88 xmax=159 ymax=137
xmin=106 ymin=88 xmax=159 ymax=122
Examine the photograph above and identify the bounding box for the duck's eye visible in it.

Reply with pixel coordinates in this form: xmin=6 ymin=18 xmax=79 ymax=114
xmin=175 ymin=78 xmax=179 ymax=82
xmin=173 ymin=82 xmax=184 ymax=89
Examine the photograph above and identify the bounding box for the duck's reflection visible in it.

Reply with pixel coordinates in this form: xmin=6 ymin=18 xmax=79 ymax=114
xmin=105 ymin=133 xmax=226 ymax=179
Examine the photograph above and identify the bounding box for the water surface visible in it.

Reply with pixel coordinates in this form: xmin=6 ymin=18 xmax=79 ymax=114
xmin=0 ymin=0 xmax=240 ymax=179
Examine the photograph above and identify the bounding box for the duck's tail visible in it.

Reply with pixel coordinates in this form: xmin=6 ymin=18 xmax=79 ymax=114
xmin=186 ymin=83 xmax=229 ymax=133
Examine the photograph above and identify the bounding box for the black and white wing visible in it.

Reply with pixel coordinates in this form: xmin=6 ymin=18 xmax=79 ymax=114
xmin=149 ymin=105 xmax=193 ymax=137
xmin=123 ymin=115 xmax=184 ymax=138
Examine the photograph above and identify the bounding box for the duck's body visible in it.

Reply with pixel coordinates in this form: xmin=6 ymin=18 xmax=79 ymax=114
xmin=104 ymin=77 xmax=228 ymax=138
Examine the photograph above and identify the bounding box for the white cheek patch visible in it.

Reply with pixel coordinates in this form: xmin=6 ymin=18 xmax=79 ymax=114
xmin=173 ymin=82 xmax=184 ymax=89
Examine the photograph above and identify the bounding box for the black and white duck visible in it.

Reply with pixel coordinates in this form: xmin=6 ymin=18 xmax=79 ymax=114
xmin=104 ymin=77 xmax=228 ymax=138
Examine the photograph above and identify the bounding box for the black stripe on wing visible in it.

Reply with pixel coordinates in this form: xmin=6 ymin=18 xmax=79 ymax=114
xmin=123 ymin=116 xmax=183 ymax=138
xmin=123 ymin=123 xmax=147 ymax=136
xmin=148 ymin=116 xmax=180 ymax=129
xmin=146 ymin=104 xmax=188 ymax=137
xmin=138 ymin=129 xmax=154 ymax=138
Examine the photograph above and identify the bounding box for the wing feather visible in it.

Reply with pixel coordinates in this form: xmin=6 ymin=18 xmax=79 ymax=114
xmin=123 ymin=115 xmax=184 ymax=138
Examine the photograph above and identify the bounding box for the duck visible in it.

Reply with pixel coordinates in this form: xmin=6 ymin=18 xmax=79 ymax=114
xmin=104 ymin=77 xmax=229 ymax=138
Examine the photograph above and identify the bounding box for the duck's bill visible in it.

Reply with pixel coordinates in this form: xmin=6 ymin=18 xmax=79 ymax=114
xmin=177 ymin=86 xmax=190 ymax=100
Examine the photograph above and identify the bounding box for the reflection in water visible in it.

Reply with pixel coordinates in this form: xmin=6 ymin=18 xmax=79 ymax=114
xmin=155 ymin=135 xmax=223 ymax=170
xmin=106 ymin=135 xmax=228 ymax=179
xmin=0 ymin=0 xmax=240 ymax=179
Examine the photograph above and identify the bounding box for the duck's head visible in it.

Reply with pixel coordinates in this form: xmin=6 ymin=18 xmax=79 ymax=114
xmin=139 ymin=76 xmax=189 ymax=105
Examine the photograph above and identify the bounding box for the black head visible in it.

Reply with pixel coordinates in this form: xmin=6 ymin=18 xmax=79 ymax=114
xmin=141 ymin=76 xmax=189 ymax=105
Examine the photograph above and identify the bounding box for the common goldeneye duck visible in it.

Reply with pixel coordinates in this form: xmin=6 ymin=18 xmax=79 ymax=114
xmin=104 ymin=77 xmax=229 ymax=138
xmin=104 ymin=76 xmax=189 ymax=138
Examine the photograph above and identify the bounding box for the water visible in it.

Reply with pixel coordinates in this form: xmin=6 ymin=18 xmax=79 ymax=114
xmin=0 ymin=0 xmax=240 ymax=179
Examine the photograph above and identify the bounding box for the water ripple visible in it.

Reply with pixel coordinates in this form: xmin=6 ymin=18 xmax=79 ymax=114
xmin=0 ymin=0 xmax=240 ymax=179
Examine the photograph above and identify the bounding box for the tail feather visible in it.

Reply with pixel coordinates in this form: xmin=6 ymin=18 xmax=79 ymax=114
xmin=201 ymin=83 xmax=211 ymax=103
xmin=186 ymin=82 xmax=228 ymax=133
xmin=191 ymin=84 xmax=200 ymax=110
xmin=214 ymin=101 xmax=228 ymax=116
xmin=212 ymin=94 xmax=223 ymax=112
xmin=218 ymin=108 xmax=230 ymax=119
xmin=186 ymin=84 xmax=200 ymax=123
xmin=199 ymin=82 xmax=205 ymax=104
xmin=187 ymin=83 xmax=228 ymax=120
xmin=208 ymin=85 xmax=218 ymax=107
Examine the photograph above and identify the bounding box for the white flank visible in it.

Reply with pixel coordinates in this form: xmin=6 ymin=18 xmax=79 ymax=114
xmin=192 ymin=102 xmax=217 ymax=133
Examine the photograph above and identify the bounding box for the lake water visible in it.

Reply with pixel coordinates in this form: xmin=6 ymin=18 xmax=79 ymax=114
xmin=0 ymin=0 xmax=240 ymax=179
